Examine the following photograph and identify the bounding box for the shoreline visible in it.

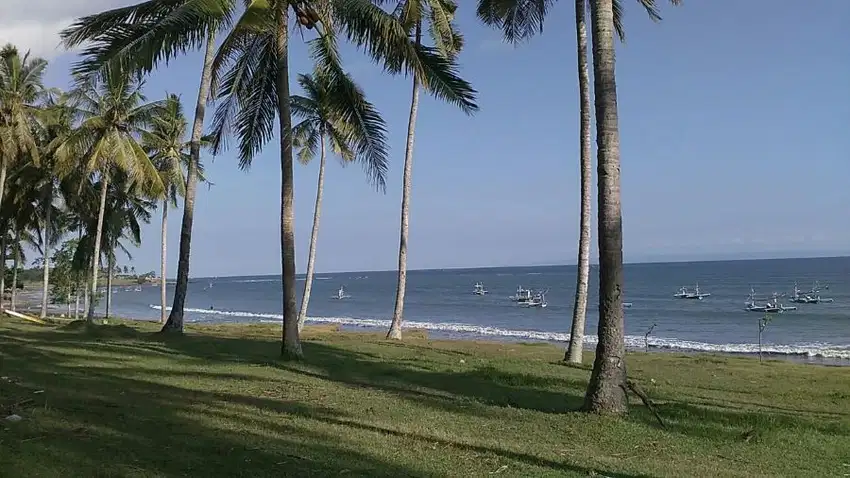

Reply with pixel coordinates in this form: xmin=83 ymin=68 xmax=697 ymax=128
xmin=11 ymin=304 xmax=848 ymax=367
xmin=7 ymin=287 xmax=849 ymax=366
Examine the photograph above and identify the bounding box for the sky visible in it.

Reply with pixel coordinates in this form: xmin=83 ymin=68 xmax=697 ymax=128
xmin=1 ymin=1 xmax=849 ymax=277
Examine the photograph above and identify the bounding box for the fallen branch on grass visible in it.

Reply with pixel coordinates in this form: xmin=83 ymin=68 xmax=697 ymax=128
xmin=2 ymin=309 xmax=46 ymax=325
xmin=626 ymin=380 xmax=666 ymax=429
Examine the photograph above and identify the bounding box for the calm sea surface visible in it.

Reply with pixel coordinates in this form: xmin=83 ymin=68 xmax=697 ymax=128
xmin=97 ymin=257 xmax=850 ymax=362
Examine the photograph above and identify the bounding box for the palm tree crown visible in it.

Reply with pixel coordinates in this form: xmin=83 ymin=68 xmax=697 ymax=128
xmin=290 ymin=69 xmax=388 ymax=188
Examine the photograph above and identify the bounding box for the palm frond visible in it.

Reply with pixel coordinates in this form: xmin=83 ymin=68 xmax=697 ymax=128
xmin=60 ymin=0 xmax=237 ymax=80
xmin=331 ymin=0 xmax=477 ymax=114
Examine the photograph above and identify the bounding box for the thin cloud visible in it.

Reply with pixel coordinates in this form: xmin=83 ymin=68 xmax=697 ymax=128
xmin=0 ymin=0 xmax=128 ymax=59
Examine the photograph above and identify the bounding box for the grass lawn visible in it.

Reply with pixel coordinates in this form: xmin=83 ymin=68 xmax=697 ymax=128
xmin=1 ymin=317 xmax=848 ymax=477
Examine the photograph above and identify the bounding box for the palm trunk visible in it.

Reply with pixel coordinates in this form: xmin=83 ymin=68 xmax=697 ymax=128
xmin=74 ymin=228 xmax=81 ymax=320
xmin=297 ymin=134 xmax=326 ymax=333
xmin=86 ymin=175 xmax=109 ymax=322
xmin=160 ymin=200 xmax=168 ymax=324
xmin=583 ymin=0 xmax=628 ymax=415
xmin=162 ymin=32 xmax=217 ymax=333
xmin=566 ymin=0 xmax=593 ymax=364
xmin=0 ymin=159 xmax=6 ymax=309
xmin=40 ymin=186 xmax=52 ymax=319
xmin=83 ymin=272 xmax=89 ymax=316
xmin=11 ymin=229 xmax=19 ymax=311
xmin=387 ymin=22 xmax=423 ymax=341
xmin=275 ymin=2 xmax=302 ymax=360
xmin=0 ymin=229 xmax=6 ymax=311
xmin=105 ymin=254 xmax=114 ymax=318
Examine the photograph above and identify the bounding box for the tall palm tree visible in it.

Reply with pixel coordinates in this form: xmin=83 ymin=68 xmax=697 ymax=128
xmin=0 ymin=169 xmax=39 ymax=311
xmin=30 ymin=92 xmax=78 ymax=319
xmin=477 ymin=0 xmax=678 ymax=412
xmin=62 ymin=0 xmax=477 ymax=358
xmin=60 ymin=69 xmax=164 ymax=322
xmin=144 ymin=94 xmax=190 ymax=324
xmin=290 ymin=68 xmax=389 ymax=332
xmin=10 ymin=161 xmax=65 ymax=318
xmin=0 ymin=44 xmax=47 ymax=307
xmin=384 ymin=0 xmax=470 ymax=341
xmin=99 ymin=173 xmax=155 ymax=318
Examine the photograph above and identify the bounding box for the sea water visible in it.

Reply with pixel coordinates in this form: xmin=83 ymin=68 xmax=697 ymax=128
xmin=101 ymin=257 xmax=850 ymax=362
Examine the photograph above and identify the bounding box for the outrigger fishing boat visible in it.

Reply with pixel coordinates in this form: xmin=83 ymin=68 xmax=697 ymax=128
xmin=473 ymin=282 xmax=488 ymax=296
xmin=509 ymin=286 xmax=534 ymax=304
xmin=674 ymin=284 xmax=711 ymax=300
xmin=745 ymin=289 xmax=796 ymax=313
xmin=789 ymin=282 xmax=834 ymax=304
xmin=333 ymin=286 xmax=351 ymax=300
xmin=521 ymin=290 xmax=548 ymax=308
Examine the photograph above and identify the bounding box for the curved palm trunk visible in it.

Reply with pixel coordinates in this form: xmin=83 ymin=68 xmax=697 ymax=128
xmin=40 ymin=187 xmax=52 ymax=319
xmin=162 ymin=32 xmax=217 ymax=333
xmin=566 ymin=0 xmax=593 ymax=364
xmin=160 ymin=200 xmax=168 ymax=323
xmin=297 ymin=135 xmax=326 ymax=333
xmin=86 ymin=175 xmax=109 ymax=322
xmin=583 ymin=0 xmax=627 ymax=414
xmin=275 ymin=2 xmax=302 ymax=360
xmin=105 ymin=254 xmax=114 ymax=318
xmin=387 ymin=22 xmax=423 ymax=341
xmin=11 ymin=229 xmax=19 ymax=311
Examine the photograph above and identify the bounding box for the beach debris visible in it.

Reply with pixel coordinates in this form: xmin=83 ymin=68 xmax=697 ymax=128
xmin=489 ymin=465 xmax=508 ymax=474
xmin=4 ymin=414 xmax=22 ymax=422
xmin=459 ymin=359 xmax=465 ymax=364
xmin=644 ymin=323 xmax=657 ymax=352
xmin=33 ymin=390 xmax=44 ymax=394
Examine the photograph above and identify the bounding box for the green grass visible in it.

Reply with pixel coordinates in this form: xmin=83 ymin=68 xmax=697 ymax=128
xmin=1 ymin=318 xmax=848 ymax=477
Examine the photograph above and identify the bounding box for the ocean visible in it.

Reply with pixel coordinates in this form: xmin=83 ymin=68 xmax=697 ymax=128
xmin=98 ymin=257 xmax=850 ymax=362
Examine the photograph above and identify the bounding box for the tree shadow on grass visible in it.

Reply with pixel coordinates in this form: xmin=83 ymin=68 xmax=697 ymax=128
xmin=629 ymin=399 xmax=850 ymax=444
xmin=0 ymin=326 xmax=647 ymax=478
xmin=12 ymin=323 xmax=849 ymax=455
xmin=13 ymin=325 xmax=590 ymax=415
xmin=0 ymin=338 xmax=435 ymax=477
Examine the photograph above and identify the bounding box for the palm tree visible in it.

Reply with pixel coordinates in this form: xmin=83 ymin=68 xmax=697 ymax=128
xmin=99 ymin=173 xmax=155 ymax=318
xmin=0 ymin=44 xmax=47 ymax=306
xmin=0 ymin=171 xmax=39 ymax=311
xmin=60 ymin=69 xmax=164 ymax=322
xmin=290 ymin=68 xmax=389 ymax=332
xmin=62 ymin=5 xmax=220 ymax=333
xmin=62 ymin=0 xmax=477 ymax=358
xmin=385 ymin=0 xmax=470 ymax=341
xmin=30 ymin=92 xmax=78 ymax=319
xmin=144 ymin=94 xmax=190 ymax=324
xmin=477 ymin=0 xmax=679 ymax=412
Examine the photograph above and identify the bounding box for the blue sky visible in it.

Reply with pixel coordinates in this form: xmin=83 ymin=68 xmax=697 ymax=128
xmin=6 ymin=0 xmax=850 ymax=277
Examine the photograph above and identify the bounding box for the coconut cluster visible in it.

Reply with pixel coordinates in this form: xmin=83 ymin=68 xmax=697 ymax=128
xmin=293 ymin=2 xmax=321 ymax=30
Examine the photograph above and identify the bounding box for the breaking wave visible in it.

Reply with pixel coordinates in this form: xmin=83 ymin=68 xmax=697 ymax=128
xmin=149 ymin=305 xmax=850 ymax=360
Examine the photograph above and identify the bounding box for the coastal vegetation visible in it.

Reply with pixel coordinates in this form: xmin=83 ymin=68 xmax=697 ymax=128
xmin=3 ymin=2 xmax=830 ymax=470
xmin=0 ymin=0 xmax=689 ymax=421
xmin=2 ymin=319 xmax=848 ymax=476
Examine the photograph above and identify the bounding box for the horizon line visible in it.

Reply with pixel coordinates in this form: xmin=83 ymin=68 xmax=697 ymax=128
xmin=183 ymin=253 xmax=850 ymax=280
